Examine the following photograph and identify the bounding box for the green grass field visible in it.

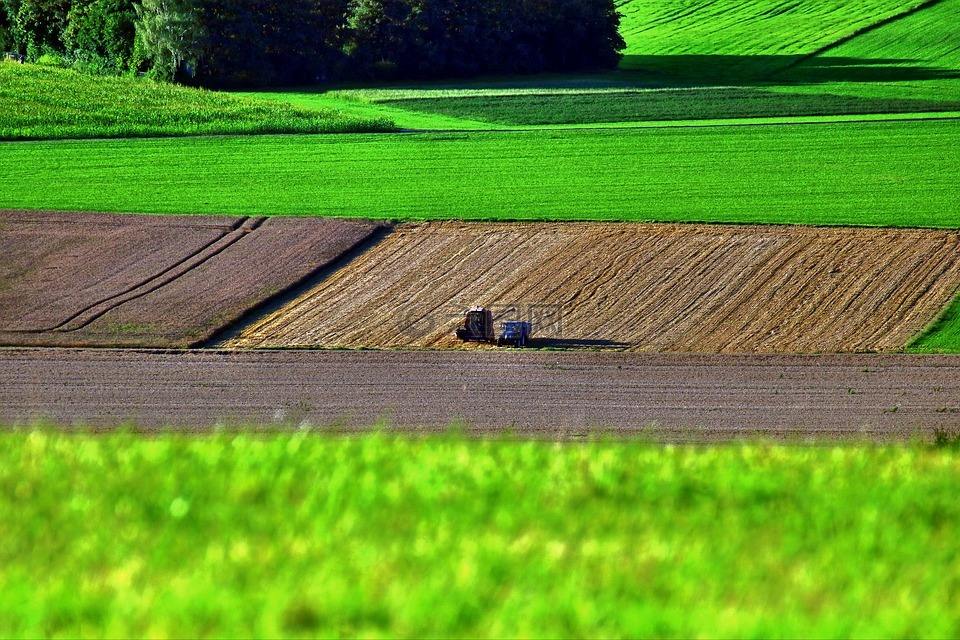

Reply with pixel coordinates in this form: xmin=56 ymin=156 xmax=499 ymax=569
xmin=380 ymin=87 xmax=960 ymax=126
xmin=616 ymin=0 xmax=922 ymax=74
xmin=910 ymin=295 xmax=960 ymax=353
xmin=2 ymin=431 xmax=959 ymax=638
xmin=790 ymin=0 xmax=960 ymax=79
xmin=0 ymin=63 xmax=395 ymax=140
xmin=776 ymin=0 xmax=960 ymax=102
xmin=2 ymin=120 xmax=957 ymax=227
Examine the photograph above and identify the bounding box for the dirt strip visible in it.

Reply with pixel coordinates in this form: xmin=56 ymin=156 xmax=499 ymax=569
xmin=2 ymin=349 xmax=959 ymax=441
xmin=227 ymin=222 xmax=960 ymax=353
xmin=0 ymin=211 xmax=383 ymax=347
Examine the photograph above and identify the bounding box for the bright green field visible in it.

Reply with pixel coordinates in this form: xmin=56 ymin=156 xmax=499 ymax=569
xmin=2 ymin=120 xmax=958 ymax=227
xmin=793 ymin=0 xmax=960 ymax=78
xmin=0 ymin=63 xmax=395 ymax=140
xmin=778 ymin=0 xmax=960 ymax=102
xmin=2 ymin=431 xmax=959 ymax=638
xmin=616 ymin=0 xmax=920 ymax=72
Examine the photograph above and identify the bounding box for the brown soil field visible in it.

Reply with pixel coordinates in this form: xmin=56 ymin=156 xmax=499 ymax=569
xmin=0 ymin=211 xmax=382 ymax=347
xmin=227 ymin=222 xmax=960 ymax=353
xmin=2 ymin=349 xmax=958 ymax=441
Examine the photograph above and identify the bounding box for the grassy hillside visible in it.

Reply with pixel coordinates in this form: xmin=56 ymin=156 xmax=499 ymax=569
xmin=797 ymin=0 xmax=960 ymax=75
xmin=781 ymin=0 xmax=960 ymax=101
xmin=0 ymin=63 xmax=395 ymax=140
xmin=1 ymin=120 xmax=957 ymax=227
xmin=615 ymin=0 xmax=918 ymax=77
xmin=2 ymin=431 xmax=959 ymax=638
xmin=246 ymin=0 xmax=960 ymax=129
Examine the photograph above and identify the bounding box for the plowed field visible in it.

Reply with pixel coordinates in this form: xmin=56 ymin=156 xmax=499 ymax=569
xmin=227 ymin=222 xmax=960 ymax=353
xmin=3 ymin=349 xmax=959 ymax=440
xmin=0 ymin=211 xmax=381 ymax=347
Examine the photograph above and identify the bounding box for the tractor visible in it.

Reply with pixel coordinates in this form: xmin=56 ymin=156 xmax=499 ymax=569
xmin=497 ymin=320 xmax=532 ymax=347
xmin=455 ymin=307 xmax=533 ymax=347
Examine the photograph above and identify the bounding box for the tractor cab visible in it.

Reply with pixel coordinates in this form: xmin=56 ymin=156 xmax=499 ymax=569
xmin=498 ymin=320 xmax=532 ymax=347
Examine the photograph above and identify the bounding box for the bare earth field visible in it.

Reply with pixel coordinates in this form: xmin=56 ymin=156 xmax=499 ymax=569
xmin=1 ymin=349 xmax=958 ymax=441
xmin=0 ymin=211 xmax=381 ymax=347
xmin=227 ymin=222 xmax=960 ymax=353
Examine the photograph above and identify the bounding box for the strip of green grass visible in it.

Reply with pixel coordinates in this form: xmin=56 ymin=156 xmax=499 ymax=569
xmin=1 ymin=432 xmax=958 ymax=637
xmin=241 ymin=85 xmax=960 ymax=129
xmin=909 ymin=293 xmax=960 ymax=353
xmin=237 ymin=89 xmax=502 ymax=131
xmin=382 ymin=87 xmax=960 ymax=125
xmin=0 ymin=63 xmax=395 ymax=140
xmin=1 ymin=120 xmax=958 ymax=227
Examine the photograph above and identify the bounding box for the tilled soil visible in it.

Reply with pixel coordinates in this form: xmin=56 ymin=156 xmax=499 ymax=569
xmin=2 ymin=348 xmax=959 ymax=441
xmin=0 ymin=211 xmax=234 ymax=331
xmin=0 ymin=211 xmax=382 ymax=347
xmin=227 ymin=222 xmax=960 ymax=353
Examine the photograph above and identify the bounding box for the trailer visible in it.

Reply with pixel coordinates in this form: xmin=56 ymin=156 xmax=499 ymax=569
xmin=455 ymin=306 xmax=495 ymax=343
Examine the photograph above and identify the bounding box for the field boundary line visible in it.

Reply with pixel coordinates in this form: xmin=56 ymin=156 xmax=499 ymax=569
xmin=773 ymin=0 xmax=945 ymax=76
xmin=407 ymin=111 xmax=960 ymax=134
xmin=195 ymin=223 xmax=394 ymax=348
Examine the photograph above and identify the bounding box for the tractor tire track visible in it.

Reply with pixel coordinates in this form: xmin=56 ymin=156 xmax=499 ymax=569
xmin=56 ymin=217 xmax=266 ymax=333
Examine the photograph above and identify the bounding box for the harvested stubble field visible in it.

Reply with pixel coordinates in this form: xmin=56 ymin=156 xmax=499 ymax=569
xmin=0 ymin=212 xmax=381 ymax=347
xmin=227 ymin=222 xmax=960 ymax=354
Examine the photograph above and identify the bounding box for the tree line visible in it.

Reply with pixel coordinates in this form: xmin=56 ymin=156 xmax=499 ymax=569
xmin=0 ymin=0 xmax=624 ymax=86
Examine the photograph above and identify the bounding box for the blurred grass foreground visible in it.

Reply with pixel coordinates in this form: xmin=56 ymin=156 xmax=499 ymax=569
xmin=1 ymin=431 xmax=958 ymax=638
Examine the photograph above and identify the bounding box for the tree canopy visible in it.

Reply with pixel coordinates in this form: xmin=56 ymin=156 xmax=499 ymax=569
xmin=1 ymin=0 xmax=624 ymax=86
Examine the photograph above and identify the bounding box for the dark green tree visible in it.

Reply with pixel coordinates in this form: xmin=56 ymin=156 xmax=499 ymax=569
xmin=64 ymin=0 xmax=136 ymax=70
xmin=5 ymin=0 xmax=71 ymax=57
xmin=346 ymin=0 xmax=622 ymax=79
xmin=345 ymin=0 xmax=421 ymax=77
xmin=0 ymin=4 xmax=11 ymax=51
xmin=194 ymin=0 xmax=349 ymax=87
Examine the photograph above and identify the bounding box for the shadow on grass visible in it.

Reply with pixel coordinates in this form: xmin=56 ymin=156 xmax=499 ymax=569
xmin=251 ymin=55 xmax=960 ymax=99
xmin=620 ymin=54 xmax=960 ymax=86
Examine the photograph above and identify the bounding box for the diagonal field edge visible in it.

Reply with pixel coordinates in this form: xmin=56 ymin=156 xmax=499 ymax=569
xmin=772 ymin=0 xmax=946 ymax=76
xmin=194 ymin=224 xmax=394 ymax=348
